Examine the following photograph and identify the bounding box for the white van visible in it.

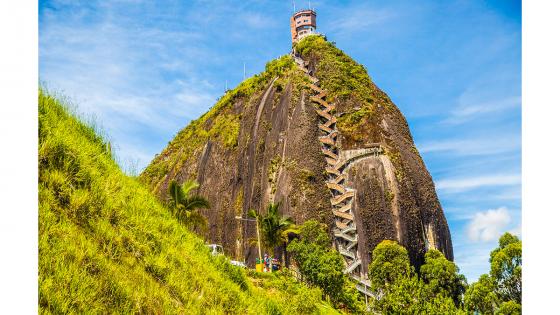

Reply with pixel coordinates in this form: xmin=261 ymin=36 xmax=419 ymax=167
xmin=206 ymin=244 xmax=224 ymax=256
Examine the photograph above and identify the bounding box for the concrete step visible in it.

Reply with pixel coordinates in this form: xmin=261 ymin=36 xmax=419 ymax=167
xmin=319 ymin=136 xmax=336 ymax=146
xmin=345 ymin=259 xmax=362 ymax=274
xmin=310 ymin=96 xmax=330 ymax=108
xmin=329 ymin=173 xmax=346 ymax=184
xmin=335 ymin=220 xmax=349 ymax=229
xmin=318 ymin=124 xmax=333 ymax=133
xmin=355 ymin=282 xmax=375 ymax=298
xmin=340 ymin=225 xmax=357 ymax=234
xmin=331 ymin=159 xmax=347 ymax=171
xmin=336 ymin=202 xmax=352 ymax=213
xmin=326 ymin=182 xmax=346 ymax=193
xmin=331 ymin=191 xmax=354 ymax=205
xmin=326 ymin=167 xmax=341 ymax=176
xmin=319 ymin=119 xmax=336 ymax=131
xmin=335 ymin=230 xmax=358 ymax=243
xmin=332 ymin=209 xmax=354 ymax=220
xmin=325 ymin=157 xmax=338 ymax=166
xmin=339 ymin=248 xmax=356 ymax=259
xmin=345 ymin=240 xmax=358 ymax=250
xmin=308 ymin=83 xmax=324 ymax=94
xmin=315 ymin=109 xmax=332 ymax=120
xmin=315 ymin=91 xmax=327 ymax=99
xmin=319 ymin=115 xmax=337 ymax=126
xmin=321 ymin=147 xmax=338 ymax=159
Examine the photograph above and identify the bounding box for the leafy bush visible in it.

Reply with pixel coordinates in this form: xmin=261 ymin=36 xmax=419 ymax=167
xmin=368 ymin=236 xmax=522 ymax=313
xmin=496 ymin=300 xmax=522 ymax=315
xmin=287 ymin=220 xmax=362 ymax=312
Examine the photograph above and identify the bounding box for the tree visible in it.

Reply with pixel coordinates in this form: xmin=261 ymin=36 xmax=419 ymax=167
xmin=490 ymin=233 xmax=522 ymax=304
xmin=464 ymin=274 xmax=499 ymax=314
xmin=294 ymin=220 xmax=330 ymax=248
xmin=286 ymin=220 xmax=361 ymax=311
xmin=367 ymin=241 xmax=465 ymax=314
xmin=420 ymin=249 xmax=467 ymax=307
xmin=372 ymin=275 xmax=424 ymax=314
xmin=368 ymin=240 xmax=413 ymax=292
xmin=495 ymin=300 xmax=521 ymax=315
xmin=248 ymin=202 xmax=296 ymax=264
xmin=167 ymin=179 xmax=210 ymax=232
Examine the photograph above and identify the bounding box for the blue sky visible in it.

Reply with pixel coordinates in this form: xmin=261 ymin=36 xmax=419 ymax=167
xmin=39 ymin=0 xmax=521 ymax=283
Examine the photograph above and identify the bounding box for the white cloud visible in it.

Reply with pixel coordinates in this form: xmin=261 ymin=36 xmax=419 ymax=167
xmin=324 ymin=5 xmax=397 ymax=34
xmin=443 ymin=96 xmax=521 ymax=125
xmin=419 ymin=136 xmax=520 ymax=156
xmin=436 ymin=174 xmax=521 ymax=192
xmin=467 ymin=207 xmax=511 ymax=242
xmin=40 ymin=2 xmax=218 ymax=170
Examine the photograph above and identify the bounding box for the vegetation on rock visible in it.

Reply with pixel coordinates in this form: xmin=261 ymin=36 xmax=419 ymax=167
xmin=294 ymin=35 xmax=395 ymax=146
xmin=140 ymin=55 xmax=302 ymax=192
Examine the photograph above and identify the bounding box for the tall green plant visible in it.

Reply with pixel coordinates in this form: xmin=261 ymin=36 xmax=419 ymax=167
xmin=248 ymin=202 xmax=296 ymax=263
xmin=287 ymin=220 xmax=363 ymax=312
xmin=490 ymin=233 xmax=522 ymax=304
xmin=168 ymin=179 xmax=210 ymax=232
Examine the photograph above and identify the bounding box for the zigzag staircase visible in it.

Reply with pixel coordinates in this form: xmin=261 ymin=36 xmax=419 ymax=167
xmin=291 ymin=52 xmax=375 ymax=299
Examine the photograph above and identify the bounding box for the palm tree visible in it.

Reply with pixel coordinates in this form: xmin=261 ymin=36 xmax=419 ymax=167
xmin=168 ymin=179 xmax=210 ymax=233
xmin=248 ymin=202 xmax=297 ymax=266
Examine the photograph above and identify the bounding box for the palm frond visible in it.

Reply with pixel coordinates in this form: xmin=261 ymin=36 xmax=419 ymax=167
xmin=182 ymin=196 xmax=210 ymax=211
xmin=168 ymin=180 xmax=185 ymax=207
xmin=247 ymin=209 xmax=259 ymax=219
xmin=185 ymin=210 xmax=208 ymax=233
xmin=181 ymin=179 xmax=199 ymax=196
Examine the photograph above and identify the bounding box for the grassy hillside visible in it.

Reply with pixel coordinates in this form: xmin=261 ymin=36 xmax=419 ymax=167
xmin=38 ymin=89 xmax=339 ymax=314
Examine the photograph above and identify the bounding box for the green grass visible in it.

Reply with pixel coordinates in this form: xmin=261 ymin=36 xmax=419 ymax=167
xmin=38 ymin=89 xmax=340 ymax=314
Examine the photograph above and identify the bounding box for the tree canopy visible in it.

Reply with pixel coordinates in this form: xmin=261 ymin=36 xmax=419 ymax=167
xmin=464 ymin=274 xmax=499 ymax=314
xmin=420 ymin=249 xmax=467 ymax=307
xmin=368 ymin=240 xmax=413 ymax=291
xmin=368 ymin=241 xmax=467 ymax=314
xmin=287 ymin=220 xmax=362 ymax=312
xmin=490 ymin=233 xmax=522 ymax=304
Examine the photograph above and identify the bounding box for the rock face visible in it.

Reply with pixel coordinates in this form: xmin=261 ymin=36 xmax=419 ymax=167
xmin=141 ymin=36 xmax=453 ymax=276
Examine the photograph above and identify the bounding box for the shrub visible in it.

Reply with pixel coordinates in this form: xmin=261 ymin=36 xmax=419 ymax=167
xmin=287 ymin=220 xmax=362 ymax=311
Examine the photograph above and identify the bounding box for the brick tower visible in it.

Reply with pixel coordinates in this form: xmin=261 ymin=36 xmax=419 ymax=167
xmin=290 ymin=9 xmax=317 ymax=44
